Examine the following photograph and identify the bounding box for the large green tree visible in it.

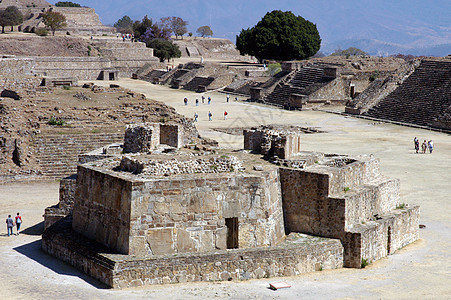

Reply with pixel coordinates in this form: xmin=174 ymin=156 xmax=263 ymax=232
xmin=0 ymin=6 xmax=23 ymax=33
xmin=236 ymin=10 xmax=321 ymax=61
xmin=114 ymin=15 xmax=133 ymax=34
xmin=147 ymin=38 xmax=181 ymax=62
xmin=132 ymin=15 xmax=154 ymax=40
xmin=42 ymin=10 xmax=67 ymax=35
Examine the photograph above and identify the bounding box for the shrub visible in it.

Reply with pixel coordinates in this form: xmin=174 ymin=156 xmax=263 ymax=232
xmin=344 ymin=187 xmax=350 ymax=192
xmin=62 ymin=85 xmax=71 ymax=90
xmin=396 ymin=203 xmax=406 ymax=209
xmin=55 ymin=1 xmax=81 ymax=7
xmin=361 ymin=258 xmax=369 ymax=268
xmin=48 ymin=117 xmax=65 ymax=126
xmin=369 ymin=70 xmax=380 ymax=82
xmin=35 ymin=28 xmax=48 ymax=36
xmin=267 ymin=63 xmax=282 ymax=76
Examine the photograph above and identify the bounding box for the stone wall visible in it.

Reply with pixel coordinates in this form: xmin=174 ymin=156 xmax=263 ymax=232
xmin=44 ymin=174 xmax=77 ymax=229
xmin=124 ymin=123 xmax=184 ymax=153
xmin=124 ymin=123 xmax=160 ymax=153
xmin=343 ymin=205 xmax=420 ymax=267
xmin=128 ymin=168 xmax=285 ymax=256
xmin=279 ymin=153 xmax=418 ymax=267
xmin=72 ymin=166 xmax=132 ymax=254
xmin=73 ymin=162 xmax=285 ymax=257
xmin=244 ymin=128 xmax=301 ymax=159
xmin=119 ymin=156 xmax=244 ymax=176
xmin=42 ymin=218 xmax=343 ymax=288
xmin=33 ymin=56 xmax=113 ymax=80
xmin=160 ymin=124 xmax=184 ymax=148
xmin=0 ymin=57 xmax=35 ymax=77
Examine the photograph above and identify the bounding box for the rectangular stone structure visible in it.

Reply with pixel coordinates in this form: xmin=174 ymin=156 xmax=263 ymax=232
xmin=72 ymin=163 xmax=285 ymax=256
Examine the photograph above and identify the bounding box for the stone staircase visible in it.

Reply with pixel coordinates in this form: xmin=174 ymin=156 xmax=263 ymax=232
xmin=263 ymin=67 xmax=334 ymax=107
xmin=34 ymin=133 xmax=123 ymax=179
xmin=363 ymin=60 xmax=451 ymax=128
xmin=92 ymin=39 xmax=158 ymax=78
xmin=183 ymin=76 xmax=215 ymax=92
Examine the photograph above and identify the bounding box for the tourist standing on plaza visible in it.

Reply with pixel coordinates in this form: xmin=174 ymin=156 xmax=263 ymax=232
xmin=194 ymin=112 xmax=198 ymax=122
xmin=184 ymin=97 xmax=188 ymax=105
xmin=202 ymin=95 xmax=205 ymax=104
xmin=428 ymin=140 xmax=434 ymax=153
xmin=414 ymin=137 xmax=419 ymax=153
xmin=422 ymin=140 xmax=427 ymax=153
xmin=15 ymin=213 xmax=22 ymax=235
xmin=226 ymin=94 xmax=230 ymax=102
xmin=224 ymin=111 xmax=228 ymax=120
xmin=6 ymin=215 xmax=14 ymax=237
xmin=208 ymin=111 xmax=212 ymax=121
xmin=208 ymin=97 xmax=211 ymax=105
xmin=195 ymin=98 xmax=199 ymax=106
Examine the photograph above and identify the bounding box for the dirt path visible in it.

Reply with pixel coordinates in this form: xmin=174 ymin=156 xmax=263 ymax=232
xmin=1 ymin=79 xmax=450 ymax=299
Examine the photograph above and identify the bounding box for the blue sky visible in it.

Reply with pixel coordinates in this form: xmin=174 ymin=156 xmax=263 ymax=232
xmin=50 ymin=0 xmax=451 ymax=55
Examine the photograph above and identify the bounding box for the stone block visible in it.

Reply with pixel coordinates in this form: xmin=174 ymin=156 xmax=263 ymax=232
xmin=146 ymin=228 xmax=175 ymax=255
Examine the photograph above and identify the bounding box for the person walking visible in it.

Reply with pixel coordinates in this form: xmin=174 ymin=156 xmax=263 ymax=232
xmin=15 ymin=213 xmax=22 ymax=235
xmin=6 ymin=215 xmax=14 ymax=237
xmin=195 ymin=98 xmax=199 ymax=106
xmin=201 ymin=95 xmax=205 ymax=104
xmin=208 ymin=97 xmax=211 ymax=105
xmin=194 ymin=112 xmax=198 ymax=122
xmin=414 ymin=137 xmax=419 ymax=153
xmin=184 ymin=97 xmax=188 ymax=106
xmin=224 ymin=111 xmax=228 ymax=120
xmin=208 ymin=111 xmax=212 ymax=121
xmin=422 ymin=140 xmax=427 ymax=154
xmin=226 ymin=94 xmax=230 ymax=102
xmin=428 ymin=140 xmax=434 ymax=153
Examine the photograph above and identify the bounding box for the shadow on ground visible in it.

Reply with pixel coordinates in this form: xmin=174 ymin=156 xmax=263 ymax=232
xmin=13 ymin=239 xmax=109 ymax=289
xmin=21 ymin=221 xmax=45 ymax=236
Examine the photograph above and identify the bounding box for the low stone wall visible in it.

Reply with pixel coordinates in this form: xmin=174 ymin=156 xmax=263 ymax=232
xmin=42 ymin=218 xmax=343 ymax=288
xmin=119 ymin=156 xmax=244 ymax=176
xmin=33 ymin=56 xmax=112 ymax=80
xmin=343 ymin=205 xmax=420 ymax=268
xmin=0 ymin=57 xmax=35 ymax=76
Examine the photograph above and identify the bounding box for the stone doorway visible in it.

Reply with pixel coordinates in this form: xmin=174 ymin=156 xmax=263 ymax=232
xmin=225 ymin=217 xmax=238 ymax=249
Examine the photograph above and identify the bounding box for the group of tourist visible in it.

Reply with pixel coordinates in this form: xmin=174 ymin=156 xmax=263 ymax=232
xmin=117 ymin=32 xmax=135 ymax=42
xmin=5 ymin=213 xmax=22 ymax=237
xmin=413 ymin=137 xmax=434 ymax=154
xmin=187 ymin=94 xmax=236 ymax=122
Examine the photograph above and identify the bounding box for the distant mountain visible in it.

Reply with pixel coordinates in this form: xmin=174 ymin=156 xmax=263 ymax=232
xmin=48 ymin=0 xmax=451 ymax=57
xmin=322 ymin=39 xmax=451 ymax=57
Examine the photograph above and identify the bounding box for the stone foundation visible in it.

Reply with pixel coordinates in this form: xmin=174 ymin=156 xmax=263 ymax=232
xmin=42 ymin=217 xmax=343 ymax=288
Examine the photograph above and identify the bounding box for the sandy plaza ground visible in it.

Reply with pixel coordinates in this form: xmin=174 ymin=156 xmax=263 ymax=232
xmin=0 ymin=78 xmax=450 ymax=299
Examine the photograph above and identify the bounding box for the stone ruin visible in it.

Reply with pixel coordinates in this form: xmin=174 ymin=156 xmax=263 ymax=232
xmin=42 ymin=124 xmax=419 ymax=288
